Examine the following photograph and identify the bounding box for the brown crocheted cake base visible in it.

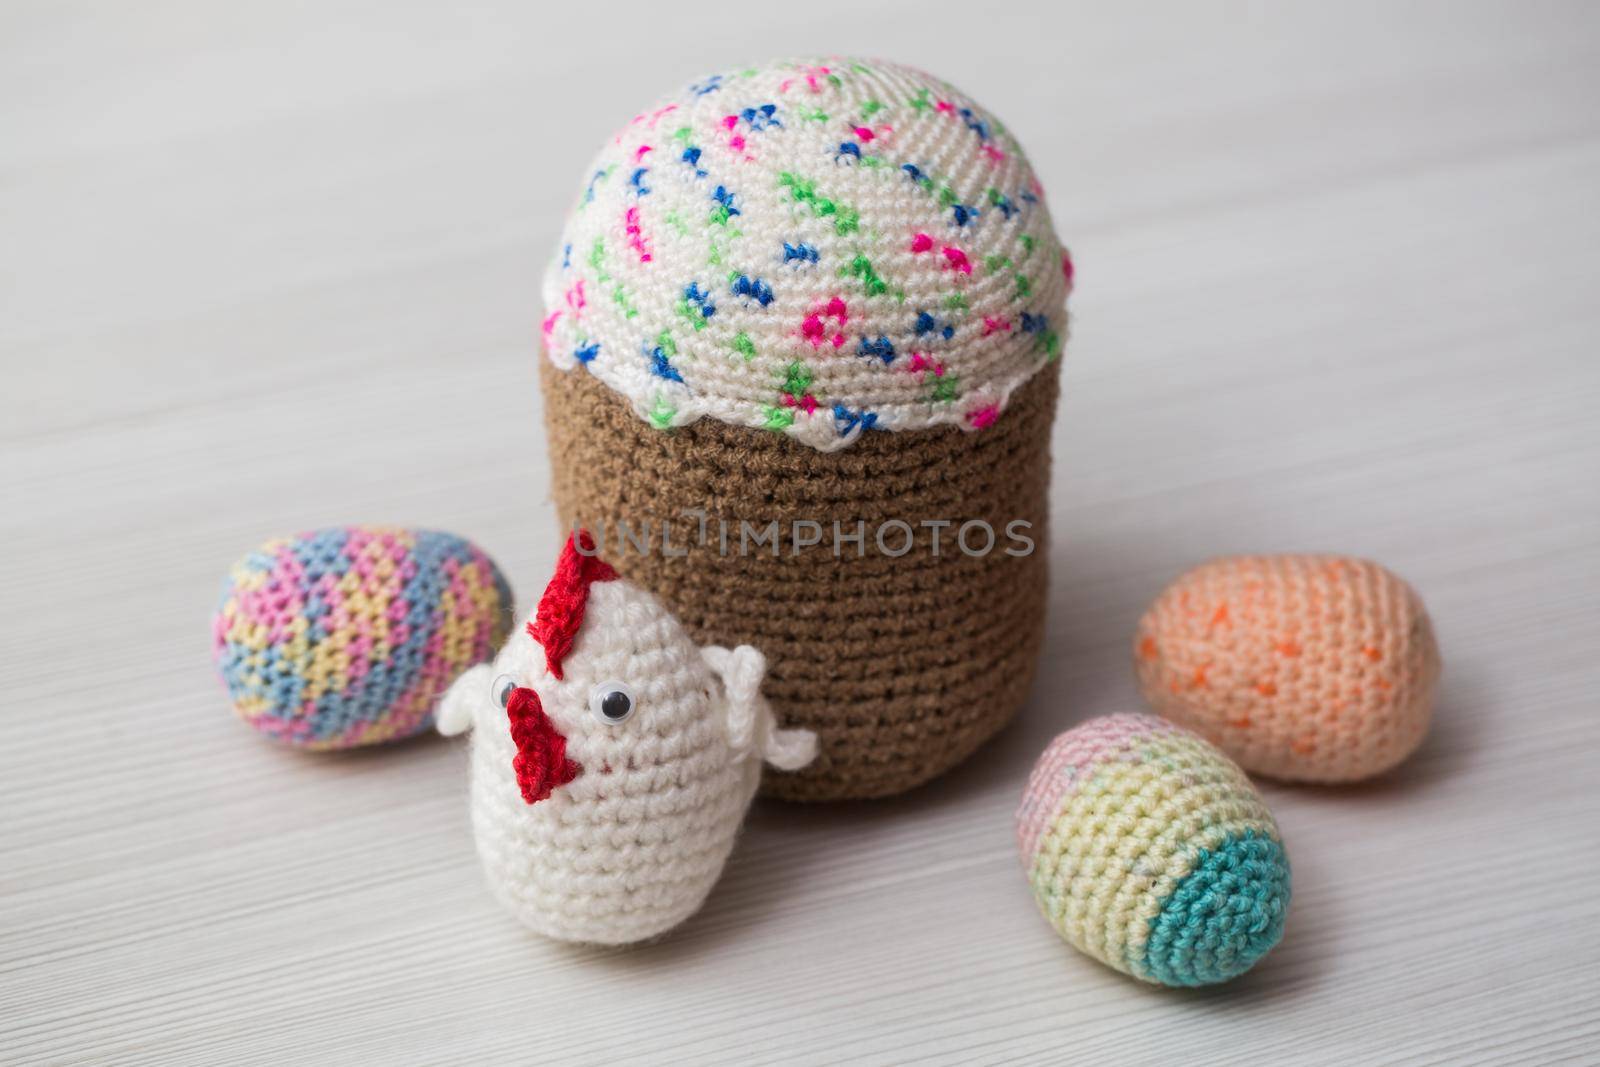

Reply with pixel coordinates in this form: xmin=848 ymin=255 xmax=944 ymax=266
xmin=540 ymin=360 xmax=1059 ymax=801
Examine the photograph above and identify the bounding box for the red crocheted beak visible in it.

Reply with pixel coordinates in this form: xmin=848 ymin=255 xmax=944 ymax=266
xmin=506 ymin=686 xmax=581 ymax=804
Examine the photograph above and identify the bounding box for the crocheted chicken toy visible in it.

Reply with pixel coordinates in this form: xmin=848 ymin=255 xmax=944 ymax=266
xmin=437 ymin=531 xmax=816 ymax=944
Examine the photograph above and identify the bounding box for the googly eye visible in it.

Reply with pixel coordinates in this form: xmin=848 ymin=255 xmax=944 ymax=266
xmin=588 ymin=681 xmax=635 ymax=725
xmin=491 ymin=674 xmax=518 ymax=709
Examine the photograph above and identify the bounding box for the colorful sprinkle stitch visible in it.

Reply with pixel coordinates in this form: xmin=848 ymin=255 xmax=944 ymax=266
xmin=541 ymin=57 xmax=1072 ymax=449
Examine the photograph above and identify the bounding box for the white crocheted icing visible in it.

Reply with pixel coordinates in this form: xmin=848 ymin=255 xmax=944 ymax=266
xmin=541 ymin=56 xmax=1073 ymax=451
xmin=438 ymin=573 xmax=815 ymax=945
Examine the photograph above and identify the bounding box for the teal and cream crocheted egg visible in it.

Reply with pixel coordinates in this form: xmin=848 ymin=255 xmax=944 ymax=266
xmin=1015 ymin=713 xmax=1291 ymax=986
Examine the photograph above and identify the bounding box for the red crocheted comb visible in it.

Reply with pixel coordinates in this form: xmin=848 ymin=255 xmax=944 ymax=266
xmin=527 ymin=530 xmax=618 ymax=680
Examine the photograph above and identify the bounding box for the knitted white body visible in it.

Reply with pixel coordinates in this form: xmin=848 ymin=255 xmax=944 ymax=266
xmin=439 ymin=571 xmax=814 ymax=944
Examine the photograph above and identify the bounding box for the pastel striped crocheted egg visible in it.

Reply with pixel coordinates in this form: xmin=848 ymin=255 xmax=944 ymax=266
xmin=1135 ymin=555 xmax=1441 ymax=782
xmin=541 ymin=56 xmax=1072 ymax=451
xmin=1016 ymin=714 xmax=1291 ymax=986
xmin=212 ymin=527 xmax=513 ymax=749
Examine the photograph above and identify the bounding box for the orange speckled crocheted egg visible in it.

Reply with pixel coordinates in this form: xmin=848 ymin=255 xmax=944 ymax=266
xmin=1133 ymin=555 xmax=1441 ymax=783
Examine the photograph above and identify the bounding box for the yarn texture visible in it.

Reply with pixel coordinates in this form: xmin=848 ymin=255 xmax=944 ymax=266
xmin=1016 ymin=714 xmax=1291 ymax=987
xmin=543 ymin=359 xmax=1056 ymax=800
xmin=438 ymin=533 xmax=816 ymax=944
xmin=1134 ymin=555 xmax=1441 ymax=783
xmin=538 ymin=56 xmax=1070 ymax=800
xmin=212 ymin=527 xmax=512 ymax=749
xmin=541 ymin=56 xmax=1073 ymax=451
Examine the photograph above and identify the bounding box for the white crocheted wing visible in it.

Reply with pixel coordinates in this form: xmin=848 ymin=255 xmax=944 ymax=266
xmin=700 ymin=644 xmax=817 ymax=771
xmin=437 ymin=663 xmax=490 ymax=737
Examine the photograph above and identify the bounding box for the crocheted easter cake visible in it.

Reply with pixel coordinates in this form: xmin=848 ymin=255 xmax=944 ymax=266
xmin=541 ymin=57 xmax=1072 ymax=800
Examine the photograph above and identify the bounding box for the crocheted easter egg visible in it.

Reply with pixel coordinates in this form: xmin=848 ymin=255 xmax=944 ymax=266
xmin=1134 ymin=555 xmax=1441 ymax=783
xmin=1016 ymin=714 xmax=1291 ymax=986
xmin=541 ymin=57 xmax=1072 ymax=801
xmin=435 ymin=532 xmax=816 ymax=944
xmin=212 ymin=527 xmax=514 ymax=749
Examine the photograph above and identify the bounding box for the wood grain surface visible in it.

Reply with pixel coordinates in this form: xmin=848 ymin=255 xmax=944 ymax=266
xmin=3 ymin=2 xmax=1597 ymax=1063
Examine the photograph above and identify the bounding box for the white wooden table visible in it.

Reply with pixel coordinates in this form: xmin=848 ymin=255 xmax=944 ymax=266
xmin=4 ymin=3 xmax=1598 ymax=1063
